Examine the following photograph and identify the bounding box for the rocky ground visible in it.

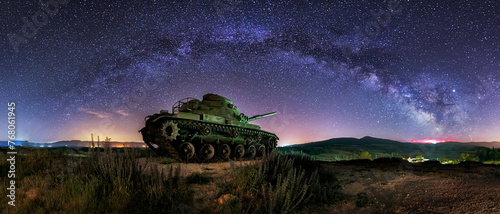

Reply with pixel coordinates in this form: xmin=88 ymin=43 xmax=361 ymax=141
xmin=142 ymin=158 xmax=500 ymax=213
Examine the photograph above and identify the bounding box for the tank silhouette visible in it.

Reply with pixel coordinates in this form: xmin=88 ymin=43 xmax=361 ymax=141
xmin=139 ymin=93 xmax=278 ymax=162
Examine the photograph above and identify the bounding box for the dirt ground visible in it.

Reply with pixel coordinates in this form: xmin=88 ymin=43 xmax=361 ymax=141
xmin=318 ymin=161 xmax=500 ymax=214
xmin=139 ymin=158 xmax=255 ymax=178
xmin=141 ymin=158 xmax=500 ymax=213
xmin=139 ymin=158 xmax=255 ymax=210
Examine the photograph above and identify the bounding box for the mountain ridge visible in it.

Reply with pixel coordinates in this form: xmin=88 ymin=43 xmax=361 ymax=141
xmin=294 ymin=136 xmax=500 ymax=148
xmin=283 ymin=136 xmax=499 ymax=160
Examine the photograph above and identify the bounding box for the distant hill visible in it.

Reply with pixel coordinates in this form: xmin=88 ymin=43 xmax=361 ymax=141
xmin=0 ymin=140 xmax=145 ymax=148
xmin=283 ymin=136 xmax=495 ymax=160
xmin=301 ymin=136 xmax=402 ymax=148
xmin=462 ymin=141 xmax=500 ymax=148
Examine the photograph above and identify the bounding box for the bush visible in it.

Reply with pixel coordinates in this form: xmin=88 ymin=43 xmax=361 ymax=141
xmin=186 ymin=172 xmax=211 ymax=184
xmin=355 ymin=192 xmax=372 ymax=207
xmin=229 ymin=152 xmax=340 ymax=214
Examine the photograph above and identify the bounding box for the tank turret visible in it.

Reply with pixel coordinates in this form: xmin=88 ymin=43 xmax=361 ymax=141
xmin=140 ymin=93 xmax=278 ymax=162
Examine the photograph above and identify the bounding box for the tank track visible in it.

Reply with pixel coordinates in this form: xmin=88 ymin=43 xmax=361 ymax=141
xmin=141 ymin=118 xmax=278 ymax=162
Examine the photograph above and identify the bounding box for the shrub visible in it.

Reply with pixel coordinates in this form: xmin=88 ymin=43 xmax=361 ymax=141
xmin=355 ymin=192 xmax=372 ymax=207
xmin=186 ymin=172 xmax=211 ymax=184
xmin=230 ymin=152 xmax=340 ymax=214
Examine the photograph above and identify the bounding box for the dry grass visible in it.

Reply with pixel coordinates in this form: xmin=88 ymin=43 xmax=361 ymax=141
xmin=0 ymin=147 xmax=192 ymax=214
xmin=214 ymin=152 xmax=341 ymax=214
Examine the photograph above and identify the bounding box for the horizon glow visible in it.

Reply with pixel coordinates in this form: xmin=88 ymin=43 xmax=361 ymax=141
xmin=410 ymin=139 xmax=453 ymax=144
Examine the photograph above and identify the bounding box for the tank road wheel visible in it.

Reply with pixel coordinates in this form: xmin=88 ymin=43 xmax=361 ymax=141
xmin=258 ymin=145 xmax=266 ymax=157
xmin=199 ymin=144 xmax=215 ymax=160
xmin=218 ymin=144 xmax=231 ymax=159
xmin=268 ymin=137 xmax=277 ymax=152
xmin=201 ymin=126 xmax=211 ymax=136
xmin=179 ymin=142 xmax=195 ymax=159
xmin=232 ymin=130 xmax=239 ymax=138
xmin=247 ymin=145 xmax=257 ymax=158
xmin=234 ymin=144 xmax=245 ymax=159
xmin=162 ymin=121 xmax=180 ymax=141
xmin=256 ymin=133 xmax=262 ymax=142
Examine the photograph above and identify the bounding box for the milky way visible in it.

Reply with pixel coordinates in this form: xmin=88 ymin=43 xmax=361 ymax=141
xmin=1 ymin=0 xmax=499 ymax=144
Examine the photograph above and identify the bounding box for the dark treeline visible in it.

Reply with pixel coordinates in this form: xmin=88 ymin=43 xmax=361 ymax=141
xmin=479 ymin=148 xmax=500 ymax=161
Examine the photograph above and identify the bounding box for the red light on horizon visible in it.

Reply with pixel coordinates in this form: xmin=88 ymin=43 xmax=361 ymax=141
xmin=410 ymin=139 xmax=451 ymax=144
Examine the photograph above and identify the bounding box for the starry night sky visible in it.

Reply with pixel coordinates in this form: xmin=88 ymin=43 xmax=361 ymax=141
xmin=1 ymin=0 xmax=499 ymax=144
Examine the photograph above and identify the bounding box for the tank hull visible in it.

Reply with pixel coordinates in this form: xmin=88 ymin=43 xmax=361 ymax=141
xmin=140 ymin=113 xmax=278 ymax=162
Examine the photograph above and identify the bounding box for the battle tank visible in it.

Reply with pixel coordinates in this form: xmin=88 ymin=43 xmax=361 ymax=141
xmin=139 ymin=93 xmax=278 ymax=162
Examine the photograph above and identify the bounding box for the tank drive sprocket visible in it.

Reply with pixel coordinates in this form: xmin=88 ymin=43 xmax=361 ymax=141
xmin=161 ymin=120 xmax=180 ymax=141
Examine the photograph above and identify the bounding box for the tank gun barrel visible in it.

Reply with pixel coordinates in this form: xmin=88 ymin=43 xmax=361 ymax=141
xmin=248 ymin=112 xmax=276 ymax=121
